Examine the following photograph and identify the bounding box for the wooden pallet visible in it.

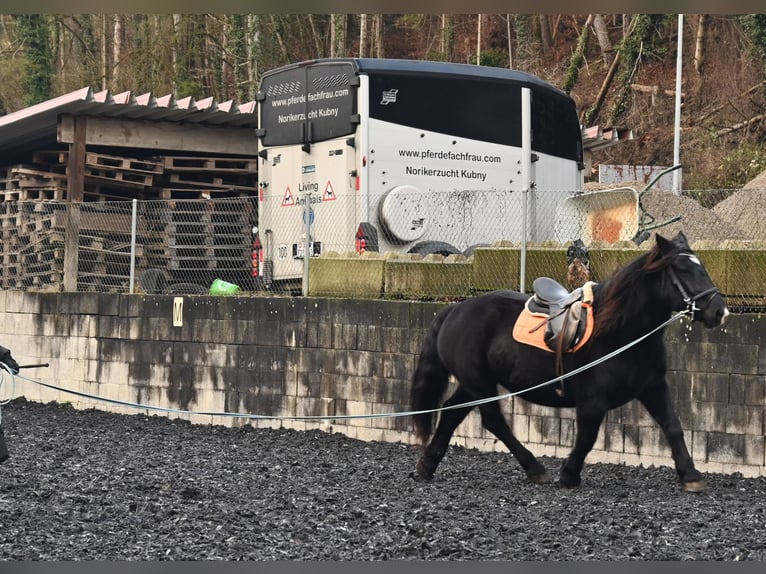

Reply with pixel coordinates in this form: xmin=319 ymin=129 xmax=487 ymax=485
xmin=10 ymin=166 xmax=67 ymax=188
xmin=85 ymin=167 xmax=155 ymax=188
xmin=167 ymin=172 xmax=255 ymax=191
xmin=86 ymin=152 xmax=163 ymax=175
xmin=163 ymin=156 xmax=257 ymax=173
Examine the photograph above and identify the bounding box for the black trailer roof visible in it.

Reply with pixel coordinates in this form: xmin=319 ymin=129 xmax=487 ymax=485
xmin=261 ymin=58 xmax=570 ymax=100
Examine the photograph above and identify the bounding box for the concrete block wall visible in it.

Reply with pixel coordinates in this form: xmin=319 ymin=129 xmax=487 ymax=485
xmin=0 ymin=290 xmax=764 ymax=477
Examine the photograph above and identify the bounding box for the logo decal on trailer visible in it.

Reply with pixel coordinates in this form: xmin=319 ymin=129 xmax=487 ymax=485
xmin=282 ymin=186 xmax=295 ymax=206
xmin=380 ymin=89 xmax=398 ymax=105
xmin=323 ymin=181 xmax=336 ymax=201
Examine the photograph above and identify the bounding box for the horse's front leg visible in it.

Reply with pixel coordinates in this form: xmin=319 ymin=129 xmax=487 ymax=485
xmin=637 ymin=381 xmax=705 ymax=492
xmin=559 ymin=404 xmax=606 ymax=488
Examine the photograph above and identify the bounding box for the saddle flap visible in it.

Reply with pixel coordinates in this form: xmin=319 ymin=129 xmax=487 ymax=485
xmin=545 ymin=301 xmax=585 ymax=351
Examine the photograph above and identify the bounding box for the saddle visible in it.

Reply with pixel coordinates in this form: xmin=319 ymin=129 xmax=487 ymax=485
xmin=512 ymin=278 xmax=596 ymax=354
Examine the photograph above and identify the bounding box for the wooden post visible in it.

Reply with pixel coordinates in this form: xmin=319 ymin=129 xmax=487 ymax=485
xmin=63 ymin=116 xmax=85 ymax=292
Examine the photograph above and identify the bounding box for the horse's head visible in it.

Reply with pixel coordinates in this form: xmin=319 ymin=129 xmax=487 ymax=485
xmin=656 ymin=231 xmax=729 ymax=328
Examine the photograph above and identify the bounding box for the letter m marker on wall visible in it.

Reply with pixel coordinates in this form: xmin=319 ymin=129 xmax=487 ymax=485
xmin=173 ymin=297 xmax=183 ymax=327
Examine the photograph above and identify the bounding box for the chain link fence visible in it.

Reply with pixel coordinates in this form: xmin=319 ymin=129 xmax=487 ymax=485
xmin=1 ymin=186 xmax=764 ymax=311
xmin=0 ymin=198 xmax=258 ymax=295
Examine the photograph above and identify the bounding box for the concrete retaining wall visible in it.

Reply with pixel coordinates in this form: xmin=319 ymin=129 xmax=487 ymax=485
xmin=0 ymin=290 xmax=764 ymax=477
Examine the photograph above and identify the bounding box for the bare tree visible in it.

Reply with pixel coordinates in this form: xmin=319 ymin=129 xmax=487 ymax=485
xmin=563 ymin=14 xmax=594 ymax=94
xmin=694 ymin=14 xmax=707 ymax=75
xmin=171 ymin=14 xmax=181 ymax=92
xmin=513 ymin=14 xmax=532 ymax=69
xmin=476 ymin=14 xmax=482 ymax=65
xmin=269 ymin=15 xmax=289 ymax=64
xmin=359 ymin=14 xmax=367 ymax=58
xmin=330 ymin=14 xmax=346 ymax=58
xmin=373 ymin=14 xmax=384 ymax=58
xmin=113 ymin=14 xmax=122 ymax=87
xmin=100 ymin=14 xmax=107 ymax=89
xmin=593 ymin=14 xmax=614 ymax=66
xmin=539 ymin=14 xmax=552 ymax=54
xmin=440 ymin=14 xmax=449 ymax=57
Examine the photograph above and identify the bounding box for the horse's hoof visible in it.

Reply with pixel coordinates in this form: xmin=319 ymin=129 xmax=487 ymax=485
xmin=409 ymin=470 xmax=431 ymax=482
xmin=682 ymin=480 xmax=706 ymax=493
xmin=528 ymin=471 xmax=549 ymax=485
xmin=558 ymin=476 xmax=581 ymax=489
xmin=414 ymin=459 xmax=434 ymax=481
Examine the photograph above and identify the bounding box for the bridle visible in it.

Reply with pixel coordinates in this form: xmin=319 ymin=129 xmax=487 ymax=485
xmin=666 ymin=252 xmax=720 ymax=316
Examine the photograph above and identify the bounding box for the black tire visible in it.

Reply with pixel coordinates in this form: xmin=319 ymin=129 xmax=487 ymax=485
xmin=139 ymin=268 xmax=170 ymax=294
xmin=407 ymin=241 xmax=461 ymax=256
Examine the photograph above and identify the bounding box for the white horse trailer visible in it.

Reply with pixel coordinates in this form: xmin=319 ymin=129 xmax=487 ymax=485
xmin=253 ymin=58 xmax=585 ymax=290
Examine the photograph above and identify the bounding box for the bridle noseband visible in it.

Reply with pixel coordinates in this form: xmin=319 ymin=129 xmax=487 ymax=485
xmin=666 ymin=252 xmax=720 ymax=316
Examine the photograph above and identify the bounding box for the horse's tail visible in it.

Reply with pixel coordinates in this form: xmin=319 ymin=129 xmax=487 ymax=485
xmin=411 ymin=306 xmax=454 ymax=447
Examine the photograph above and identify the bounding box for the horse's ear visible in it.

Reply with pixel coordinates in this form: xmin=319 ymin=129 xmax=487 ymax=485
xmin=655 ymin=233 xmax=675 ymax=255
xmin=673 ymin=230 xmax=690 ymax=248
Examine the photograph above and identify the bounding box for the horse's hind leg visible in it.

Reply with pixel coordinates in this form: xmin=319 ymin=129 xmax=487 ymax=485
xmin=477 ymin=401 xmax=548 ymax=484
xmin=638 ymin=381 xmax=705 ymax=492
xmin=415 ymin=386 xmax=474 ymax=480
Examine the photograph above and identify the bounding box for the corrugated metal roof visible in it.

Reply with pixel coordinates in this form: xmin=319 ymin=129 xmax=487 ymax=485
xmin=0 ymin=86 xmax=259 ymax=159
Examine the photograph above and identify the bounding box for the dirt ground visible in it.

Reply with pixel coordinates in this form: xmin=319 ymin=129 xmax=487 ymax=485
xmin=1 ymin=398 xmax=766 ymax=561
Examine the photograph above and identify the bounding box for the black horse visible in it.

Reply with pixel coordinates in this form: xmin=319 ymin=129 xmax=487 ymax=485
xmin=411 ymin=232 xmax=729 ymax=492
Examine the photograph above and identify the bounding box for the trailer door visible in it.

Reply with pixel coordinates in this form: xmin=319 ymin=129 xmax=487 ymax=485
xmin=258 ymin=61 xmax=360 ymax=284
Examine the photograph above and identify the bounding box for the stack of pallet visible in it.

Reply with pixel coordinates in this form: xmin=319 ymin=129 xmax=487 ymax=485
xmin=0 ymin=150 xmax=259 ymax=292
xmin=0 ymin=150 xmax=258 ymax=201
xmin=158 ymin=155 xmax=257 ymax=198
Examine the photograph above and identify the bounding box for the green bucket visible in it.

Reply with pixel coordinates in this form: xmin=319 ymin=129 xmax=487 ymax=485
xmin=209 ymin=278 xmax=241 ymax=295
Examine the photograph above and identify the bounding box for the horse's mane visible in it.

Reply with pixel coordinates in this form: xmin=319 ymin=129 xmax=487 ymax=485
xmin=594 ymin=242 xmax=681 ymax=334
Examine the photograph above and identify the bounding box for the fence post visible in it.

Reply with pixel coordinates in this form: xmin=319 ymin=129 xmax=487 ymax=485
xmin=129 ymin=198 xmax=138 ymax=294
xmin=302 ymin=191 xmax=312 ymax=296
xmin=520 ymin=86 xmax=532 ymax=294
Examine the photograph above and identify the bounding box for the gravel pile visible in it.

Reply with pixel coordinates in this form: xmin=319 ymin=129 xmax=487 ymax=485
xmin=713 ymin=178 xmax=766 ymax=241
xmin=2 ymin=398 xmax=766 ymax=561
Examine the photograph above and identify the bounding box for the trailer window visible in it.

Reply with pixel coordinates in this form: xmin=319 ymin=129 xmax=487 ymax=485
xmin=368 ymin=71 xmax=581 ymax=164
xmin=368 ymin=72 xmax=522 ymax=148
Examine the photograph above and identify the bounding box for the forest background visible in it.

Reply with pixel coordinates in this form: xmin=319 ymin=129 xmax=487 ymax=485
xmin=1 ymin=13 xmax=766 ymax=194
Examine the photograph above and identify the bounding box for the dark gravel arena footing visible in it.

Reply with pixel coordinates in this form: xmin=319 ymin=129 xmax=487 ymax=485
xmin=2 ymin=398 xmax=766 ymax=561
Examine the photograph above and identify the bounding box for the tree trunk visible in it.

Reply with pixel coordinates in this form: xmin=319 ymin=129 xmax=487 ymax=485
xmin=330 ymin=14 xmax=346 ymax=58
xmin=101 ymin=14 xmax=107 ymax=90
xmin=307 ymin=15 xmax=322 ymax=59
xmin=539 ymin=14 xmax=552 ymax=54
xmin=593 ymin=14 xmax=613 ymax=66
xmin=694 ymin=14 xmax=707 ymax=75
xmin=513 ymin=14 xmax=532 ymax=68
xmin=582 ymin=49 xmax=621 ymax=125
xmin=476 ymin=14 xmax=482 ymax=65
xmin=563 ymin=14 xmax=594 ymax=94
xmin=246 ymin=15 xmax=259 ymax=99
xmin=359 ymin=14 xmax=367 ymax=58
xmin=374 ymin=14 xmax=384 ymax=58
xmin=440 ymin=14 xmax=448 ymax=57
xmin=113 ymin=14 xmax=122 ymax=86
xmin=270 ymin=15 xmax=289 ymax=64
xmin=171 ymin=14 xmax=181 ymax=92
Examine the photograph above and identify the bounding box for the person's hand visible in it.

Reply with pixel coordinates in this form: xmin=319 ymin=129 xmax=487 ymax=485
xmin=0 ymin=346 xmax=19 ymax=374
